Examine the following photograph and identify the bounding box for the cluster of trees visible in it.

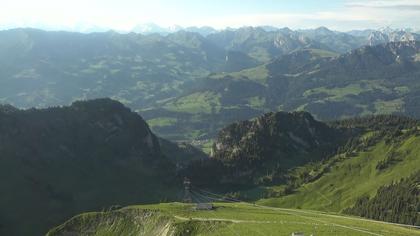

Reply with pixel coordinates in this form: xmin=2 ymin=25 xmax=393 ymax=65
xmin=376 ymin=150 xmax=405 ymax=170
xmin=345 ymin=172 xmax=420 ymax=226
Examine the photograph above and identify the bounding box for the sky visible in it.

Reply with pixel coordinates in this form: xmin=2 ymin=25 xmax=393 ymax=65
xmin=1 ymin=0 xmax=420 ymax=32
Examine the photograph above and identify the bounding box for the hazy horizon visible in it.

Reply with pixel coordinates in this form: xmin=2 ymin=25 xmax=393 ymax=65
xmin=2 ymin=0 xmax=420 ymax=32
xmin=2 ymin=24 xmax=419 ymax=35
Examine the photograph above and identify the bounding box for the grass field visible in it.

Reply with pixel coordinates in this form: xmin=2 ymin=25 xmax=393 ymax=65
xmin=49 ymin=202 xmax=420 ymax=236
xmin=303 ymin=81 xmax=391 ymax=101
xmin=163 ymin=91 xmax=221 ymax=114
xmin=148 ymin=117 xmax=178 ymax=127
xmin=306 ymin=48 xmax=340 ymax=58
xmin=209 ymin=64 xmax=269 ymax=85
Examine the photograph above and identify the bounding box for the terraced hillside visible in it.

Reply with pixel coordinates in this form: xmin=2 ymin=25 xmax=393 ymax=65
xmin=48 ymin=203 xmax=420 ymax=236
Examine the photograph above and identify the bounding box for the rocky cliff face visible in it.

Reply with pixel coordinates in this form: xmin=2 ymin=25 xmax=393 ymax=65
xmin=367 ymin=29 xmax=420 ymax=46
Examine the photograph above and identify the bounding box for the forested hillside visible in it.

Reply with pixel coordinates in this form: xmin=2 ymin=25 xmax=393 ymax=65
xmin=259 ymin=116 xmax=420 ymax=220
xmin=345 ymin=172 xmax=420 ymax=226
xmin=0 ymin=99 xmax=183 ymax=236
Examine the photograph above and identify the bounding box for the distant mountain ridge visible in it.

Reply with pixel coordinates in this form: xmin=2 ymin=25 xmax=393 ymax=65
xmin=131 ymin=23 xmax=218 ymax=36
xmin=130 ymin=24 xmax=420 ymax=51
xmin=129 ymin=24 xmax=420 ymax=44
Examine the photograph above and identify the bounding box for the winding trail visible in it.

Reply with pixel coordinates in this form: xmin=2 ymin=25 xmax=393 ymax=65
xmin=174 ymin=215 xmax=322 ymax=225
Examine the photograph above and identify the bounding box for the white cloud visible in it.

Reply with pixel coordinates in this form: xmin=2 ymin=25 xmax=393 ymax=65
xmin=347 ymin=0 xmax=420 ymax=9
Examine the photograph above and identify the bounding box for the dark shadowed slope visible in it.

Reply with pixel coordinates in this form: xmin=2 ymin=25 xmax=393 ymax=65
xmin=0 ymin=98 xmax=182 ymax=236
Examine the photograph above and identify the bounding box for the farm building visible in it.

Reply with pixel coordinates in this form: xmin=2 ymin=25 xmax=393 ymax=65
xmin=196 ymin=203 xmax=214 ymax=210
xmin=291 ymin=232 xmax=305 ymax=236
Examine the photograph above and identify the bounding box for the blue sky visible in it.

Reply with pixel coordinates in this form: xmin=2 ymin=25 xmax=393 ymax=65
xmin=1 ymin=0 xmax=419 ymax=31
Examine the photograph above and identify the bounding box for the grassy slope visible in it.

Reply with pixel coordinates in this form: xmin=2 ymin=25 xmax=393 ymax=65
xmin=209 ymin=64 xmax=270 ymax=85
xmin=305 ymin=48 xmax=340 ymax=58
xmin=259 ymin=135 xmax=420 ymax=212
xmin=163 ymin=91 xmax=221 ymax=114
xmin=48 ymin=202 xmax=420 ymax=236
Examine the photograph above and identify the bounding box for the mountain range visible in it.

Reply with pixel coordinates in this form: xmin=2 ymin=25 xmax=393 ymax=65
xmin=1 ymin=27 xmax=420 ymax=144
xmin=130 ymin=24 xmax=420 ymax=45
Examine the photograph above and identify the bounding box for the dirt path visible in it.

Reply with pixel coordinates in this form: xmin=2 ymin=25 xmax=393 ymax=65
xmin=157 ymin=222 xmax=172 ymax=236
xmin=174 ymin=215 xmax=322 ymax=225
